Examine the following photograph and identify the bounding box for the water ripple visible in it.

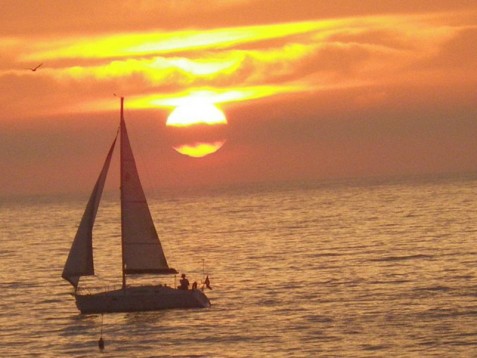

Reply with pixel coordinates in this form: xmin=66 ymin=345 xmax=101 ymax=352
xmin=1 ymin=177 xmax=477 ymax=356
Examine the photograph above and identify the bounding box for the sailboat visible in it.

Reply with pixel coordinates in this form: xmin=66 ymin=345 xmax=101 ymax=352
xmin=62 ymin=97 xmax=211 ymax=314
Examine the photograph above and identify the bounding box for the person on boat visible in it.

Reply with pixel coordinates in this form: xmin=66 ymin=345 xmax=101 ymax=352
xmin=204 ymin=275 xmax=212 ymax=290
xmin=179 ymin=274 xmax=190 ymax=290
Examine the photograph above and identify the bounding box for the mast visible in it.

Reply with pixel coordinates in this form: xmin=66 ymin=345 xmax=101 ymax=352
xmin=119 ymin=96 xmax=127 ymax=290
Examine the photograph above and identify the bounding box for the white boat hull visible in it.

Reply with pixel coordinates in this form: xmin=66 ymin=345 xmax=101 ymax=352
xmin=74 ymin=285 xmax=210 ymax=314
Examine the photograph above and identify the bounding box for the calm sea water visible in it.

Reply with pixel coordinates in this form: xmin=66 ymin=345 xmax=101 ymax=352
xmin=1 ymin=175 xmax=477 ymax=357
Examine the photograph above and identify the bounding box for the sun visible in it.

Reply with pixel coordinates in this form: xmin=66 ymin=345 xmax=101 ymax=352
xmin=166 ymin=101 xmax=227 ymax=158
xmin=173 ymin=141 xmax=226 ymax=158
xmin=167 ymin=100 xmax=227 ymax=127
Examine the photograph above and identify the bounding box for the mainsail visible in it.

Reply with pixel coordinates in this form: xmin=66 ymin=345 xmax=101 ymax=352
xmin=120 ymin=103 xmax=177 ymax=276
xmin=62 ymin=133 xmax=118 ymax=288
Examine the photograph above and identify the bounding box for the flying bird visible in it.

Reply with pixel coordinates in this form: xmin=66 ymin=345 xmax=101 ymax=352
xmin=29 ymin=63 xmax=43 ymax=72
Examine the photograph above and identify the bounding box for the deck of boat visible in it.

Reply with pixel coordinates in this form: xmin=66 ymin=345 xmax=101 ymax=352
xmin=75 ymin=285 xmax=211 ymax=313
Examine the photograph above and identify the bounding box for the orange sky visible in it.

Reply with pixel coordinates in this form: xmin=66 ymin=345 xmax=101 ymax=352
xmin=1 ymin=0 xmax=477 ymax=196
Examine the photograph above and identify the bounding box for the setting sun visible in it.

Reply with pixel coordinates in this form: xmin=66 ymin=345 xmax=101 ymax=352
xmin=173 ymin=141 xmax=226 ymax=158
xmin=166 ymin=100 xmax=227 ymax=127
xmin=166 ymin=101 xmax=227 ymax=158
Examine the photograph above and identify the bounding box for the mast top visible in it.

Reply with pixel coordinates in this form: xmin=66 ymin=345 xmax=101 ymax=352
xmin=114 ymin=94 xmax=124 ymax=121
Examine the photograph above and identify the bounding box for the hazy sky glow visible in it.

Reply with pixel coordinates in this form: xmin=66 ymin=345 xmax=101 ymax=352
xmin=1 ymin=0 xmax=477 ymax=196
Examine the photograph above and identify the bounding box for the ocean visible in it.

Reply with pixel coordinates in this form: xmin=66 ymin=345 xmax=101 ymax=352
xmin=1 ymin=175 xmax=477 ymax=357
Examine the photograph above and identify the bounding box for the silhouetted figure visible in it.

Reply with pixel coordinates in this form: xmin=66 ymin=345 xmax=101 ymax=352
xmin=204 ymin=275 xmax=212 ymax=290
xmin=179 ymin=274 xmax=189 ymax=290
xmin=192 ymin=281 xmax=198 ymax=290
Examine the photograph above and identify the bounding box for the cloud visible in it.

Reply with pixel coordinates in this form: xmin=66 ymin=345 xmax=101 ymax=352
xmin=427 ymin=26 xmax=477 ymax=68
xmin=1 ymin=1 xmax=477 ymax=197
xmin=1 ymin=8 xmax=476 ymax=122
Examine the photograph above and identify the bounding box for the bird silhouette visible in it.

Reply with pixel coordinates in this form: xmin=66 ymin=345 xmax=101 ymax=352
xmin=29 ymin=63 xmax=43 ymax=72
